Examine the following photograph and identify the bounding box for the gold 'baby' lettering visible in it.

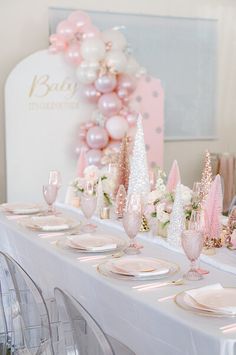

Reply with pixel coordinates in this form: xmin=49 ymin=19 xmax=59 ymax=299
xmin=28 ymin=75 xmax=78 ymax=99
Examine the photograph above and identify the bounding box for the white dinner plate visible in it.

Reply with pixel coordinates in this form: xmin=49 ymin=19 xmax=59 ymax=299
xmin=1 ymin=203 xmax=43 ymax=215
xmin=61 ymin=233 xmax=128 ymax=253
xmin=98 ymin=257 xmax=179 ymax=281
xmin=175 ymin=288 xmax=236 ymax=318
xmin=19 ymin=215 xmax=79 ymax=232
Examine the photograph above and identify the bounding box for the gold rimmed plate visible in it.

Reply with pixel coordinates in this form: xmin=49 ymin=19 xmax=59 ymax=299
xmin=57 ymin=234 xmax=128 ymax=254
xmin=175 ymin=288 xmax=236 ymax=318
xmin=19 ymin=215 xmax=80 ymax=232
xmin=97 ymin=256 xmax=179 ymax=281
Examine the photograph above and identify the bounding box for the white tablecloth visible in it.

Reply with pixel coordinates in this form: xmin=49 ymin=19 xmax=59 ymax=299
xmin=0 ymin=205 xmax=236 ymax=355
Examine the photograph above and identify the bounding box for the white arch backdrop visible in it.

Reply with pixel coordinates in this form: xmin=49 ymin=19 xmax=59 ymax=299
xmin=5 ymin=50 xmax=163 ymax=203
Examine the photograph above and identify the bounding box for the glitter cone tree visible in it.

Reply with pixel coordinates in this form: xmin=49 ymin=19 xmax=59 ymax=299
xmin=115 ymin=135 xmax=130 ymax=195
xmin=200 ymin=150 xmax=213 ymax=206
xmin=127 ymin=114 xmax=150 ymax=198
xmin=167 ymin=183 xmax=185 ymax=247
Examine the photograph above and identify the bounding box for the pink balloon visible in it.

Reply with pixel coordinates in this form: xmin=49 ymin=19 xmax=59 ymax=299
xmin=68 ymin=11 xmax=91 ymax=30
xmin=98 ymin=93 xmax=122 ymax=117
xmin=126 ymin=114 xmax=137 ymax=127
xmin=117 ymin=74 xmax=137 ymax=95
xmin=50 ymin=34 xmax=67 ymax=52
xmin=117 ymin=88 xmax=129 ymax=100
xmin=106 ymin=115 xmax=129 ymax=140
xmin=86 ymin=149 xmax=102 ymax=166
xmin=82 ymin=24 xmax=101 ymax=39
xmin=95 ymin=74 xmax=117 ymax=94
xmin=86 ymin=126 xmax=109 ymax=149
xmin=85 ymin=121 xmax=95 ymax=130
xmin=56 ymin=20 xmax=77 ymax=41
xmin=48 ymin=45 xmax=58 ymax=54
xmin=65 ymin=44 xmax=82 ymax=65
xmin=107 ymin=140 xmax=121 ymax=152
xmin=78 ymin=85 xmax=100 ymax=103
xmin=75 ymin=143 xmax=89 ymax=155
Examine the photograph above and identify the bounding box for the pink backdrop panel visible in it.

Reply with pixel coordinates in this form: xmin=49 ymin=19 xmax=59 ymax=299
xmin=130 ymin=75 xmax=164 ymax=168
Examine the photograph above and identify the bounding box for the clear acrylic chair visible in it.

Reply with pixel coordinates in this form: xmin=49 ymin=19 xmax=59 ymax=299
xmin=54 ymin=287 xmax=136 ymax=355
xmin=0 ymin=251 xmax=55 ymax=354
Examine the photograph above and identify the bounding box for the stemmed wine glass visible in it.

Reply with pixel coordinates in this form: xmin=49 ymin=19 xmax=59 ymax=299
xmin=43 ymin=184 xmax=58 ymax=214
xmin=181 ymin=229 xmax=204 ymax=281
xmin=48 ymin=170 xmax=62 ymax=189
xmin=80 ymin=181 xmax=97 ymax=233
xmin=122 ymin=193 xmax=142 ymax=255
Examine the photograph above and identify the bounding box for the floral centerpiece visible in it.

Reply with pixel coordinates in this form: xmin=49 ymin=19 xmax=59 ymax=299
xmin=71 ymin=165 xmax=115 ymax=206
xmin=144 ymin=168 xmax=195 ymax=237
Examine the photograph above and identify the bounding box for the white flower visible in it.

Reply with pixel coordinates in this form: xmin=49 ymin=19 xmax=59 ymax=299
xmin=156 ymin=203 xmax=170 ymax=224
xmin=148 ymin=190 xmax=163 ymax=203
xmin=102 ymin=177 xmax=115 ymax=195
xmin=180 ymin=184 xmax=192 ymax=205
xmin=83 ymin=165 xmax=100 ymax=183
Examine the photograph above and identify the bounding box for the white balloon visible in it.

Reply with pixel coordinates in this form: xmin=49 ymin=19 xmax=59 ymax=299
xmin=102 ymin=29 xmax=127 ymax=50
xmin=81 ymin=38 xmax=106 ymax=61
xmin=80 ymin=60 xmax=100 ymax=70
xmin=106 ymin=115 xmax=129 ymax=140
xmin=106 ymin=50 xmax=127 ymax=74
xmin=76 ymin=66 xmax=97 ymax=84
xmin=125 ymin=56 xmax=140 ymax=75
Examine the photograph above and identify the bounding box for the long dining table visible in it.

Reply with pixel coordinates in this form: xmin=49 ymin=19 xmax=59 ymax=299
xmin=0 ymin=203 xmax=236 ymax=355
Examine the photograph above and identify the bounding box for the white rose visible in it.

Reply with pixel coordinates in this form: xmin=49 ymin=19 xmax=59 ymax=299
xmin=83 ymin=165 xmax=100 ymax=183
xmin=148 ymin=190 xmax=163 ymax=204
xmin=180 ymin=184 xmax=192 ymax=205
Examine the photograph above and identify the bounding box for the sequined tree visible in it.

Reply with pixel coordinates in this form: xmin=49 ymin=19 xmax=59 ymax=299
xmin=127 ymin=114 xmax=150 ymax=198
xmin=115 ymin=135 xmax=130 ymax=195
xmin=225 ymin=208 xmax=236 ymax=246
xmin=167 ymin=183 xmax=185 ymax=247
xmin=200 ymin=150 xmax=213 ymax=206
xmin=115 ymin=184 xmax=126 ymax=218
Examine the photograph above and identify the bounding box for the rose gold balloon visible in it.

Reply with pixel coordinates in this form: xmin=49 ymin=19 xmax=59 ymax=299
xmin=79 ymin=85 xmax=100 ymax=103
xmin=86 ymin=149 xmax=102 ymax=166
xmin=86 ymin=126 xmax=109 ymax=149
xmin=98 ymin=93 xmax=122 ymax=117
xmin=68 ymin=11 xmax=91 ymax=30
xmin=75 ymin=143 xmax=89 ymax=155
xmin=56 ymin=20 xmax=77 ymax=41
xmin=117 ymin=74 xmax=137 ymax=95
xmin=95 ymin=74 xmax=117 ymax=94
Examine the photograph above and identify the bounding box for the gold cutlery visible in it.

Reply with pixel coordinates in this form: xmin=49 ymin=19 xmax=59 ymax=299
xmin=133 ymin=279 xmax=184 ymax=291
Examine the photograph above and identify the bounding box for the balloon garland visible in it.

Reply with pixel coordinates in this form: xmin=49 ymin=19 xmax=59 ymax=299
xmin=49 ymin=10 xmax=145 ymax=166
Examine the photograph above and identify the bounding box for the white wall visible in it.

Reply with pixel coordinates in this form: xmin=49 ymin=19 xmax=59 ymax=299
xmin=1 ymin=0 xmax=236 ymax=201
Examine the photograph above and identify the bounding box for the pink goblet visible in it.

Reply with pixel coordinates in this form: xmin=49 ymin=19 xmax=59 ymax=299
xmin=181 ymin=229 xmax=203 ymax=281
xmin=122 ymin=194 xmax=142 ymax=255
xmin=80 ymin=186 xmax=97 ymax=233
xmin=43 ymin=184 xmax=58 ymax=213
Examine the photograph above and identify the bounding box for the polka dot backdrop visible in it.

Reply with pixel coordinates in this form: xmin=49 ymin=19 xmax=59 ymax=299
xmin=130 ymin=76 xmax=164 ymax=168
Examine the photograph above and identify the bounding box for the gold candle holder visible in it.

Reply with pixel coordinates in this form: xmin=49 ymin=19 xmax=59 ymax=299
xmin=100 ymin=206 xmax=110 ymax=219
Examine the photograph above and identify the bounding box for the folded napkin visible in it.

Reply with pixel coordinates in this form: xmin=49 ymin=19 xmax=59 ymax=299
xmin=68 ymin=234 xmax=117 ymax=251
xmin=111 ymin=258 xmax=169 ymax=277
xmin=31 ymin=216 xmax=69 ymax=231
xmin=2 ymin=203 xmax=40 ymax=215
xmin=186 ymin=284 xmax=236 ymax=314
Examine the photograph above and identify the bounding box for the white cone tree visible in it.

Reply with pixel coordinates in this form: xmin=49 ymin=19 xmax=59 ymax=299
xmin=127 ymin=114 xmax=150 ymax=199
xmin=167 ymin=183 xmax=185 ymax=247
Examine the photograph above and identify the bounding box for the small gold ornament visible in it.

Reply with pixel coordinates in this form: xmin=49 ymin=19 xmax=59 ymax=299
xmin=139 ymin=215 xmax=150 ymax=232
